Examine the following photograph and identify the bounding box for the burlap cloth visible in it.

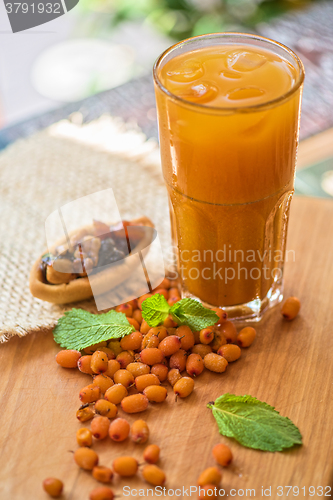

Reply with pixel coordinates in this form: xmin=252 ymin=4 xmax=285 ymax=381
xmin=0 ymin=115 xmax=171 ymax=343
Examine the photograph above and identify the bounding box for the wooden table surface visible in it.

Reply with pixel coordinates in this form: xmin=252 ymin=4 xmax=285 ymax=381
xmin=2 ymin=125 xmax=333 ymax=500
xmin=1 ymin=194 xmax=333 ymax=500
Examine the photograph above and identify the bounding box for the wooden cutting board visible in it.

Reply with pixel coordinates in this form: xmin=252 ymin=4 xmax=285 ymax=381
xmin=1 ymin=195 xmax=333 ymax=500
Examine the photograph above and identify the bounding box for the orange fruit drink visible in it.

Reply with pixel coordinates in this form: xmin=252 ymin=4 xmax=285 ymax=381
xmin=154 ymin=34 xmax=304 ymax=320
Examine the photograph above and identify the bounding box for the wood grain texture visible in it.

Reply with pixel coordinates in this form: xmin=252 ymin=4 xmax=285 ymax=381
xmin=1 ymin=196 xmax=333 ymax=500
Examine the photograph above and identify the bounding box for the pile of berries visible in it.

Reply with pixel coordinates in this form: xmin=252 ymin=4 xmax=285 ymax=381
xmin=44 ymin=278 xmax=300 ymax=498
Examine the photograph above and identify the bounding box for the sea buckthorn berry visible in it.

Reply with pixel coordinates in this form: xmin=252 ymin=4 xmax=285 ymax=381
xmin=237 ymin=327 xmax=256 ymax=348
xmin=126 ymin=299 xmax=139 ymax=312
xmin=186 ymin=353 xmax=204 ymax=377
xmin=120 ymin=331 xmax=143 ymax=351
xmin=76 ymin=427 xmax=93 ymax=447
xmin=204 ymin=353 xmax=228 ymax=373
xmin=112 ymin=456 xmax=138 ymax=477
xmin=109 ymin=417 xmax=130 ymax=442
xmin=167 ymin=368 xmax=182 ymax=386
xmin=159 ymin=336 xmax=181 ymax=357
xmin=217 ymin=344 xmax=241 ymax=362
xmin=167 ymin=327 xmax=177 ymax=336
xmin=143 ymin=385 xmax=168 ymax=403
xmin=79 ymin=384 xmax=101 ymax=404
xmin=127 ymin=362 xmax=150 ymax=378
xmin=128 ymin=298 xmax=138 ymax=310
xmin=107 ymin=340 xmax=122 ymax=356
xmin=211 ymin=331 xmax=227 ymax=351
xmin=193 ymin=330 xmax=201 ymax=343
xmin=95 ymin=400 xmax=118 ymax=419
xmin=140 ymin=348 xmax=165 ymax=366
xmin=281 ymin=296 xmax=301 ymax=320
xmin=92 ymin=466 xmax=114 ymax=484
xmin=56 ymin=349 xmax=81 ymax=368
xmin=169 ymin=287 xmax=180 ymax=298
xmin=93 ymin=374 xmax=114 ymax=394
xmin=83 ymin=346 xmax=95 ymax=355
xmin=133 ymin=309 xmax=143 ymax=324
xmin=74 ymin=447 xmax=99 ymax=470
xmin=148 ymin=326 xmax=168 ymax=341
xmin=138 ymin=293 xmax=152 ymax=309
xmin=99 ymin=347 xmax=115 ymax=360
xmin=115 ymin=303 xmax=133 ymax=317
xmin=169 ymin=349 xmax=187 ymax=372
xmin=130 ymin=419 xmax=150 ymax=443
xmin=113 ymin=369 xmax=135 ymax=388
xmin=104 ymin=359 xmax=121 ymax=379
xmin=91 ymin=416 xmax=110 ymax=440
xmin=143 ymin=444 xmax=160 ymax=464
xmin=211 ymin=307 xmax=228 ymax=324
xmin=85 ymin=342 xmax=108 ymax=354
xmin=142 ymin=465 xmax=166 ymax=486
xmin=199 ymin=328 xmax=214 ymax=345
xmin=151 ymin=363 xmax=168 ymax=382
xmin=105 ymin=383 xmax=128 ymax=405
xmin=141 ymin=332 xmax=160 ymax=350
xmin=127 ymin=317 xmax=140 ymax=331
xmin=76 ymin=406 xmax=95 ymax=422
xmin=173 ymin=376 xmax=194 ymax=398
xmin=217 ymin=321 xmax=237 ymax=344
xmin=78 ymin=355 xmax=94 ymax=374
xmin=198 ymin=485 xmax=218 ymax=500
xmin=191 ymin=344 xmax=212 ymax=358
xmin=135 ymin=373 xmax=160 ymax=392
xmin=168 ymin=296 xmax=180 ymax=306
xmin=163 ymin=315 xmax=177 ymax=328
xmin=116 ymin=350 xmax=134 ymax=368
xmin=212 ymin=443 xmax=233 ymax=467
xmin=121 ymin=394 xmax=149 ymax=413
xmin=91 ymin=351 xmax=109 ymax=374
xmin=89 ymin=486 xmax=114 ymax=500
xmin=153 ymin=288 xmax=169 ymax=300
xmin=175 ymin=325 xmax=195 ymax=351
xmin=42 ymin=478 xmax=63 ymax=498
xmin=158 ymin=277 xmax=171 ymax=289
xmin=140 ymin=320 xmax=151 ymax=334
xmin=197 ymin=467 xmax=222 ymax=487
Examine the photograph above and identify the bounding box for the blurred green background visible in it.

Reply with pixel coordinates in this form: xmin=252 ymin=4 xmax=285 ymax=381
xmin=77 ymin=0 xmax=316 ymax=40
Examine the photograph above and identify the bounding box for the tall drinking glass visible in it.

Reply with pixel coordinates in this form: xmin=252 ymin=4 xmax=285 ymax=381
xmin=153 ymin=33 xmax=304 ymax=321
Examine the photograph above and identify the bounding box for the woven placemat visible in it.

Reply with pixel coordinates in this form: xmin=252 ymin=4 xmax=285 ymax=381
xmin=0 ymin=115 xmax=171 ymax=342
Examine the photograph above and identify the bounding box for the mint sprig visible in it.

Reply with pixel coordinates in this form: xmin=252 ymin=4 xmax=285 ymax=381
xmin=170 ymin=298 xmax=218 ymax=331
xmin=208 ymin=394 xmax=302 ymax=452
xmin=141 ymin=294 xmax=219 ymax=330
xmin=53 ymin=309 xmax=135 ymax=350
xmin=141 ymin=294 xmax=170 ymax=327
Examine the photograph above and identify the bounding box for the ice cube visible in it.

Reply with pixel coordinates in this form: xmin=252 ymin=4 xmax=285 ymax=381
xmin=167 ymin=60 xmax=204 ymax=82
xmin=219 ymin=70 xmax=242 ymax=80
xmin=227 ymin=87 xmax=265 ymax=101
xmin=178 ymin=82 xmax=218 ymax=103
xmin=227 ymin=50 xmax=267 ymax=72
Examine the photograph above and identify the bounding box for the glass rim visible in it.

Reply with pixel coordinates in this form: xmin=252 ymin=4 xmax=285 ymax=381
xmin=153 ymin=32 xmax=305 ymax=113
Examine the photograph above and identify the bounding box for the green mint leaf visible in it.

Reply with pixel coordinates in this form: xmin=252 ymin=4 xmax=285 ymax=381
xmin=53 ymin=309 xmax=135 ymax=350
xmin=170 ymin=298 xmax=219 ymax=331
xmin=208 ymin=394 xmax=302 ymax=452
xmin=141 ymin=294 xmax=170 ymax=327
